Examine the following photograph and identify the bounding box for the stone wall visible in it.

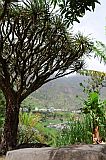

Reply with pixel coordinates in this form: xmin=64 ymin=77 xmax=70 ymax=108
xmin=6 ymin=144 xmax=106 ymax=160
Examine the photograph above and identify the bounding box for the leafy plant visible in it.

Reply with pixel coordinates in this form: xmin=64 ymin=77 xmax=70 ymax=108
xmin=18 ymin=112 xmax=46 ymax=144
xmin=83 ymin=92 xmax=106 ymax=126
xmin=79 ymin=72 xmax=106 ymax=143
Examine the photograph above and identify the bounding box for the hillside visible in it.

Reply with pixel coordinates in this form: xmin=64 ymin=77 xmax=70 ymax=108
xmin=21 ymin=74 xmax=106 ymax=111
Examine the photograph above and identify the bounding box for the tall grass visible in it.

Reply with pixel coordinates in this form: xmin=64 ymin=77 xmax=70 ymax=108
xmin=55 ymin=113 xmax=106 ymax=147
xmin=99 ymin=115 xmax=106 ymax=140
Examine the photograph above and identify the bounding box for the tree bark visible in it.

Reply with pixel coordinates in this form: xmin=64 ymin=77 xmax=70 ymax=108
xmin=2 ymin=93 xmax=20 ymax=152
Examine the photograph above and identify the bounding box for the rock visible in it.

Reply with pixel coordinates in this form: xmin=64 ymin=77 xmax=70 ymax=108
xmin=6 ymin=148 xmax=52 ymax=160
xmin=6 ymin=144 xmax=106 ymax=160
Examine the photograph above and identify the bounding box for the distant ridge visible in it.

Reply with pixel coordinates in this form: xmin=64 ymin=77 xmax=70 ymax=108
xmin=22 ymin=74 xmax=106 ymax=111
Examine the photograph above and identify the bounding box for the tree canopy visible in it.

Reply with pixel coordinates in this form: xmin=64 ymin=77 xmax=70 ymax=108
xmin=0 ymin=0 xmax=100 ymax=25
xmin=50 ymin=0 xmax=100 ymax=25
xmin=0 ymin=0 xmax=93 ymax=102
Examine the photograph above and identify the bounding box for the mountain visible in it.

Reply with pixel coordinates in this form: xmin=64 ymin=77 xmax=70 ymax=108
xmin=21 ymin=74 xmax=106 ymax=111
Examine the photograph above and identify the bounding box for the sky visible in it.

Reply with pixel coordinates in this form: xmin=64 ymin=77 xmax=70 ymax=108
xmin=73 ymin=0 xmax=106 ymax=72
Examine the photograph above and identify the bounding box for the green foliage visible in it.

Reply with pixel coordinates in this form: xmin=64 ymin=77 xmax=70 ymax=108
xmin=83 ymin=92 xmax=106 ymax=121
xmin=18 ymin=111 xmax=106 ymax=147
xmin=1 ymin=0 xmax=100 ymax=26
xmin=18 ymin=112 xmax=59 ymax=146
xmin=35 ymin=122 xmax=58 ymax=146
xmin=55 ymin=113 xmax=106 ymax=147
xmin=50 ymin=0 xmax=100 ymax=26
xmin=0 ymin=0 xmax=93 ymax=97
xmin=78 ymin=71 xmax=106 ymax=144
xmin=18 ymin=112 xmax=46 ymax=144
xmin=79 ymin=72 xmax=105 ymax=94
xmin=55 ymin=114 xmax=93 ymax=146
xmin=80 ymin=73 xmax=106 ymax=128
xmin=93 ymin=41 xmax=106 ymax=64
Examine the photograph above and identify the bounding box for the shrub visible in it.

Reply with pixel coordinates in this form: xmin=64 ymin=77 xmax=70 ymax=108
xmin=18 ymin=112 xmax=46 ymax=144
